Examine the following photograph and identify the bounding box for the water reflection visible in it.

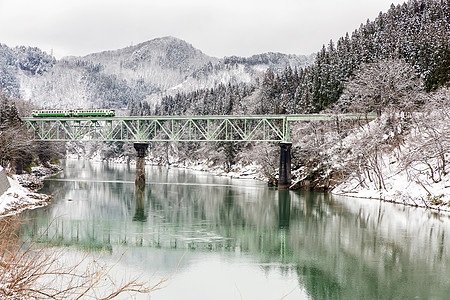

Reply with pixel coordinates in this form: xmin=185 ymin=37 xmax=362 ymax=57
xmin=20 ymin=160 xmax=450 ymax=299
xmin=278 ymin=190 xmax=291 ymax=229
xmin=133 ymin=184 xmax=146 ymax=222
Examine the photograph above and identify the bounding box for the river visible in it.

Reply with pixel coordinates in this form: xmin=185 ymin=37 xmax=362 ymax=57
xmin=20 ymin=160 xmax=450 ymax=299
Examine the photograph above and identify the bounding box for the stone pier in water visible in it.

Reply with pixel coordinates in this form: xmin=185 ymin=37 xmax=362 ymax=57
xmin=134 ymin=143 xmax=149 ymax=185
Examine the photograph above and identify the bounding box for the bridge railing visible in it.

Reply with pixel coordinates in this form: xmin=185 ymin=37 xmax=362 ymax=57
xmin=21 ymin=114 xmax=376 ymax=143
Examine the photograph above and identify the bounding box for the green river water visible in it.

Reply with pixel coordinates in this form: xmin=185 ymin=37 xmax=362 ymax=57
xmin=20 ymin=160 xmax=450 ymax=299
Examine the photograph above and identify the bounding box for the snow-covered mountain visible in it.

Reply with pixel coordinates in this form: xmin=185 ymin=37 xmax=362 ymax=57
xmin=0 ymin=36 xmax=314 ymax=109
xmin=81 ymin=37 xmax=219 ymax=90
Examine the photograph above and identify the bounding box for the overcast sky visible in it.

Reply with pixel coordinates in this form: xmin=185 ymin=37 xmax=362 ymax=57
xmin=0 ymin=0 xmax=406 ymax=59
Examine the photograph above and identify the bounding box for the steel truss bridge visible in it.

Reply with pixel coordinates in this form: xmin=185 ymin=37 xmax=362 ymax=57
xmin=22 ymin=114 xmax=376 ymax=143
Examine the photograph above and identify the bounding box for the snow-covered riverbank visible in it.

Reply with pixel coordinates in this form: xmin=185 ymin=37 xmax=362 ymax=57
xmin=331 ymin=110 xmax=450 ymax=212
xmin=332 ymin=154 xmax=450 ymax=213
xmin=0 ymin=165 xmax=62 ymax=216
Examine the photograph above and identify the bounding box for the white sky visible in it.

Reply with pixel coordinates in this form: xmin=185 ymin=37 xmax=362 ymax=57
xmin=0 ymin=0 xmax=406 ymax=59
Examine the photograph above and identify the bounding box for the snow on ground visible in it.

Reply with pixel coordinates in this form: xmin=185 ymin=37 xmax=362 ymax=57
xmin=333 ymin=161 xmax=450 ymax=212
xmin=332 ymin=114 xmax=450 ymax=212
xmin=167 ymin=158 xmax=266 ymax=181
xmin=0 ymin=165 xmax=61 ymax=216
xmin=0 ymin=176 xmax=51 ymax=216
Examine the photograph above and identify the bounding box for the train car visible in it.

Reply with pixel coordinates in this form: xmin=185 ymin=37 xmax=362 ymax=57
xmin=32 ymin=109 xmax=115 ymax=117
xmin=32 ymin=110 xmax=71 ymax=117
xmin=72 ymin=109 xmax=115 ymax=117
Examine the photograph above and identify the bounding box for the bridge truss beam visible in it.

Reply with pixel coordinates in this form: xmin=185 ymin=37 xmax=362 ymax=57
xmin=22 ymin=114 xmax=375 ymax=143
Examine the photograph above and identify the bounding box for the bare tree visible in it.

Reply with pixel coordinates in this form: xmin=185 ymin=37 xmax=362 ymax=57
xmin=336 ymin=58 xmax=425 ymax=116
xmin=326 ymin=59 xmax=433 ymax=192
xmin=400 ymin=87 xmax=450 ymax=186
xmin=33 ymin=141 xmax=66 ymax=166
xmin=0 ymin=216 xmax=168 ymax=299
xmin=0 ymin=94 xmax=67 ymax=170
xmin=0 ymin=123 xmax=33 ymax=170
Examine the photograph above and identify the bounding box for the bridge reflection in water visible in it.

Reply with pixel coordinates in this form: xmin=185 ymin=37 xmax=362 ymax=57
xmin=19 ymin=160 xmax=450 ymax=300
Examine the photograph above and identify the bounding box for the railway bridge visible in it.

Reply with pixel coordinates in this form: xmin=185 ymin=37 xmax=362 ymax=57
xmin=22 ymin=114 xmax=375 ymax=189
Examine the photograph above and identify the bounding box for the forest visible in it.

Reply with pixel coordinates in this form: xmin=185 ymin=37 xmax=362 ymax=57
xmin=124 ymin=0 xmax=450 ymax=194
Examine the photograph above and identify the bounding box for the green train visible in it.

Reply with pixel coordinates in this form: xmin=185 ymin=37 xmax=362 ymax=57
xmin=32 ymin=109 xmax=115 ymax=117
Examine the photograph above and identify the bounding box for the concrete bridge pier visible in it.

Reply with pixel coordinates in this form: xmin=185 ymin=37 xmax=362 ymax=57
xmin=278 ymin=142 xmax=292 ymax=190
xmin=134 ymin=143 xmax=149 ymax=185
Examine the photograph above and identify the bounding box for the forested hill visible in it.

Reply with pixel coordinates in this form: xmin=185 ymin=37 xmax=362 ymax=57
xmin=135 ymin=0 xmax=449 ymax=117
xmin=0 ymin=37 xmax=313 ymax=110
xmin=0 ymin=45 xmax=55 ymax=99
xmin=305 ymin=0 xmax=449 ymax=111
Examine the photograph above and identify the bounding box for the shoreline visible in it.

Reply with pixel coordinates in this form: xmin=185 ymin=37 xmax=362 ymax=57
xmin=3 ymin=157 xmax=449 ymax=216
xmin=0 ymin=164 xmax=62 ymax=217
xmin=332 ymin=191 xmax=450 ymax=215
